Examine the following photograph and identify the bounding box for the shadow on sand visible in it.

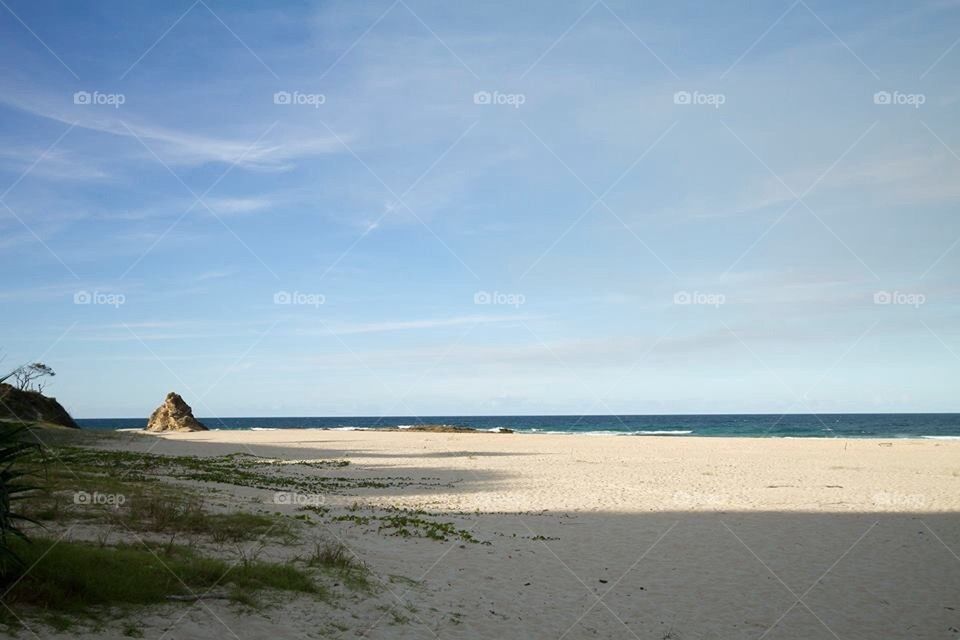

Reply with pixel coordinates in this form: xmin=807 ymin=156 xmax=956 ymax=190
xmin=41 ymin=430 xmax=960 ymax=639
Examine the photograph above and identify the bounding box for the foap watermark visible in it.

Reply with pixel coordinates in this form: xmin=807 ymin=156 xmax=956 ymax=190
xmin=273 ymin=90 xmax=326 ymax=108
xmin=273 ymin=491 xmax=325 ymax=507
xmin=872 ymin=491 xmax=927 ymax=509
xmin=74 ymin=290 xmax=125 ymax=308
xmin=873 ymin=290 xmax=925 ymax=308
xmin=273 ymin=290 xmax=325 ymax=307
xmin=74 ymin=490 xmax=127 ymax=507
xmin=73 ymin=91 xmax=125 ymax=108
xmin=473 ymin=90 xmax=526 ymax=108
xmin=873 ymin=90 xmax=925 ymax=109
xmin=474 ymin=290 xmax=525 ymax=308
xmin=673 ymin=290 xmax=725 ymax=307
xmin=674 ymin=90 xmax=725 ymax=109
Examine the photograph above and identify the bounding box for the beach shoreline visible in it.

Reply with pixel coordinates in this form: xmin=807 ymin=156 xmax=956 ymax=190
xmin=113 ymin=424 xmax=960 ymax=438
xmin=82 ymin=411 xmax=960 ymax=439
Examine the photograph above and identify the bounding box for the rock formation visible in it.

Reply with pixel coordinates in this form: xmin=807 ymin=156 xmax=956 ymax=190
xmin=402 ymin=424 xmax=477 ymax=433
xmin=0 ymin=383 xmax=78 ymax=428
xmin=397 ymin=424 xmax=513 ymax=433
xmin=146 ymin=392 xmax=207 ymax=432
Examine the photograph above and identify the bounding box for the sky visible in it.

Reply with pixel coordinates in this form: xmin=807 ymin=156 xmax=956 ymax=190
xmin=0 ymin=0 xmax=958 ymax=418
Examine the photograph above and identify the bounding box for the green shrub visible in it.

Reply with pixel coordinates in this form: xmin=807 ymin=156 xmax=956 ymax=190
xmin=0 ymin=424 xmax=40 ymax=570
xmin=0 ymin=537 xmax=319 ymax=618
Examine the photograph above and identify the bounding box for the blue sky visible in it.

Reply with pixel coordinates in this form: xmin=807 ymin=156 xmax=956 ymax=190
xmin=1 ymin=0 xmax=958 ymax=418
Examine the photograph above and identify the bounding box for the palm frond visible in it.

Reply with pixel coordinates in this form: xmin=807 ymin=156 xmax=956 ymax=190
xmin=0 ymin=425 xmax=41 ymax=571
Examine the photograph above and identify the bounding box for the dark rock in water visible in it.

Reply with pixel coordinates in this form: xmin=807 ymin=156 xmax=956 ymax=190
xmin=398 ymin=424 xmax=514 ymax=434
xmin=0 ymin=383 xmax=78 ymax=428
xmin=402 ymin=424 xmax=477 ymax=433
xmin=146 ymin=392 xmax=207 ymax=432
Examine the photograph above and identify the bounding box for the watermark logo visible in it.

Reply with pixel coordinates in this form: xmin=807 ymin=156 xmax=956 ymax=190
xmin=273 ymin=491 xmax=324 ymax=507
xmin=273 ymin=91 xmax=326 ymax=108
xmin=273 ymin=290 xmax=325 ymax=307
xmin=673 ymin=90 xmax=725 ymax=109
xmin=873 ymin=90 xmax=924 ymax=109
xmin=473 ymin=90 xmax=526 ymax=108
xmin=73 ymin=91 xmax=125 ymax=108
xmin=74 ymin=290 xmax=125 ymax=308
xmin=873 ymin=290 xmax=925 ymax=308
xmin=74 ymin=491 xmax=126 ymax=507
xmin=872 ymin=491 xmax=926 ymax=508
xmin=673 ymin=290 xmax=725 ymax=307
xmin=474 ymin=290 xmax=526 ymax=308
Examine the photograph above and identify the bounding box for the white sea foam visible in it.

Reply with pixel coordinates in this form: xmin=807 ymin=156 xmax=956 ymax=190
xmin=631 ymin=430 xmax=694 ymax=435
xmin=518 ymin=429 xmax=695 ymax=436
xmin=583 ymin=429 xmax=695 ymax=436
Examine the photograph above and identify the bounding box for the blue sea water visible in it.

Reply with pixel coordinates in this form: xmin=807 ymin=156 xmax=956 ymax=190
xmin=75 ymin=414 xmax=960 ymax=439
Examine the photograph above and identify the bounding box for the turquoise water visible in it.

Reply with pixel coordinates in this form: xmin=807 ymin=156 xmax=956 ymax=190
xmin=76 ymin=414 xmax=960 ymax=438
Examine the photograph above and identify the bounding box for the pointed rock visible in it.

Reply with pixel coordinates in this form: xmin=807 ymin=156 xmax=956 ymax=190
xmin=146 ymin=392 xmax=207 ymax=432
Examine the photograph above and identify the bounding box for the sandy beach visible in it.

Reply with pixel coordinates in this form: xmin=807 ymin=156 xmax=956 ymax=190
xmin=7 ymin=0 xmax=960 ymax=636
xmin=71 ymin=430 xmax=959 ymax=640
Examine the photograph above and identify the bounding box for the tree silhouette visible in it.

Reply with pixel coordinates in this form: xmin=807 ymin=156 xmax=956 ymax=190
xmin=11 ymin=363 xmax=55 ymax=394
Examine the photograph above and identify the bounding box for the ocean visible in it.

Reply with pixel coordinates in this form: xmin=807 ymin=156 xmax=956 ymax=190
xmin=75 ymin=413 xmax=960 ymax=439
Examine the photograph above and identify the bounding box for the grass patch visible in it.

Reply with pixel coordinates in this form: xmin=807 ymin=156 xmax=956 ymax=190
xmin=3 ymin=439 xmax=390 ymax=630
xmin=39 ymin=447 xmax=436 ymax=496
xmin=332 ymin=513 xmax=373 ymax=526
xmin=25 ymin=478 xmax=297 ymax=544
xmin=378 ymin=513 xmax=477 ymax=542
xmin=307 ymin=541 xmax=370 ymax=590
xmin=333 ymin=509 xmax=481 ymax=543
xmin=125 ymin=494 xmax=295 ymax=543
xmin=0 ymin=537 xmax=320 ymax=629
xmin=21 ymin=449 xmax=301 ymax=545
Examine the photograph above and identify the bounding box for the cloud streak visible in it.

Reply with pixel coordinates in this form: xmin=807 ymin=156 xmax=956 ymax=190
xmin=1 ymin=92 xmax=344 ymax=171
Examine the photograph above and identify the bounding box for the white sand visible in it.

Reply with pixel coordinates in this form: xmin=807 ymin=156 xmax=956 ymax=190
xmin=140 ymin=429 xmax=960 ymax=513
xmin=63 ymin=432 xmax=960 ymax=639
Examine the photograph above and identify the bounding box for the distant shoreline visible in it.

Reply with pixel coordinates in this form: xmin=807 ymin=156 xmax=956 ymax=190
xmin=108 ymin=425 xmax=960 ymax=440
xmin=81 ymin=412 xmax=960 ymax=439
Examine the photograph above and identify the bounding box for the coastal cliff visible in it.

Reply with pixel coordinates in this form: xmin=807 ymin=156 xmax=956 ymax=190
xmin=0 ymin=383 xmax=78 ymax=428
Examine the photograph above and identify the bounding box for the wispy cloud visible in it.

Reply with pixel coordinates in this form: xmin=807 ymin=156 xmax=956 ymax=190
xmin=303 ymin=315 xmax=530 ymax=336
xmin=1 ymin=92 xmax=345 ymax=171
xmin=204 ymin=196 xmax=275 ymax=216
xmin=0 ymin=146 xmax=110 ymax=182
